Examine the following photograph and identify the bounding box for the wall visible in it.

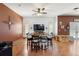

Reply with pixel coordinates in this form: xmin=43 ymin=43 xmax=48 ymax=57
xmin=23 ymin=16 xmax=57 ymax=37
xmin=58 ymin=16 xmax=79 ymax=35
xmin=0 ymin=3 xmax=23 ymax=41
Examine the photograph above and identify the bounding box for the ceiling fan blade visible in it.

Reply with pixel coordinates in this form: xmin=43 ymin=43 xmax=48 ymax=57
xmin=42 ymin=8 xmax=45 ymax=11
xmin=32 ymin=10 xmax=38 ymax=12
xmin=41 ymin=12 xmax=47 ymax=14
xmin=32 ymin=13 xmax=37 ymax=15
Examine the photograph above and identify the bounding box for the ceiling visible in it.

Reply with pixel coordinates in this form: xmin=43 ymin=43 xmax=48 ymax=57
xmin=4 ymin=3 xmax=79 ymax=17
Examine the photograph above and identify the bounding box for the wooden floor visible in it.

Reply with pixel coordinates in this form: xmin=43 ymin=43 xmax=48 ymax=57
xmin=18 ymin=38 xmax=79 ymax=56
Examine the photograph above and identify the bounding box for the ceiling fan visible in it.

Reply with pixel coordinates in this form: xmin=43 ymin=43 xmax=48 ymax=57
xmin=32 ymin=8 xmax=47 ymax=16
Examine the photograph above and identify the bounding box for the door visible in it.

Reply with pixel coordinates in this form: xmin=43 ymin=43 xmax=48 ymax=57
xmin=70 ymin=22 xmax=79 ymax=39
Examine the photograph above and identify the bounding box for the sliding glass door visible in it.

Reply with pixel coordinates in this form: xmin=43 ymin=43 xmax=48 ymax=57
xmin=70 ymin=22 xmax=79 ymax=55
xmin=70 ymin=22 xmax=79 ymax=39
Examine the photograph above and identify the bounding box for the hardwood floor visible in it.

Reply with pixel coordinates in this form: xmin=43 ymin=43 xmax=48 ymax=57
xmin=18 ymin=38 xmax=79 ymax=56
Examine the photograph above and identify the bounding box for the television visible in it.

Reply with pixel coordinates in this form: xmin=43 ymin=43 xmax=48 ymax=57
xmin=34 ymin=24 xmax=44 ymax=32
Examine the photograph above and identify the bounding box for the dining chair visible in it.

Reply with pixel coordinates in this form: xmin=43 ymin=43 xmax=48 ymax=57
xmin=31 ymin=37 xmax=40 ymax=52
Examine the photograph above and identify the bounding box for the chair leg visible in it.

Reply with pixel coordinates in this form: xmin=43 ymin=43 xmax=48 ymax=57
xmin=41 ymin=45 xmax=43 ymax=50
xmin=31 ymin=42 xmax=39 ymax=52
xmin=49 ymin=40 xmax=52 ymax=46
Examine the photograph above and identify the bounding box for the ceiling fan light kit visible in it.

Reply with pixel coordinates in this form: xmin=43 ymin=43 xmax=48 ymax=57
xmin=37 ymin=13 xmax=42 ymax=16
xmin=32 ymin=7 xmax=47 ymax=16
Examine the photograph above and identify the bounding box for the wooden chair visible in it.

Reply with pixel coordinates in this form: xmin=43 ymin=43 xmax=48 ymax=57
xmin=31 ymin=37 xmax=40 ymax=52
xmin=40 ymin=36 xmax=49 ymax=50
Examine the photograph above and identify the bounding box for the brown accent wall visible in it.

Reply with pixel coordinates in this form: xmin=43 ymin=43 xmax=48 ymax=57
xmin=0 ymin=3 xmax=23 ymax=41
xmin=58 ymin=16 xmax=79 ymax=35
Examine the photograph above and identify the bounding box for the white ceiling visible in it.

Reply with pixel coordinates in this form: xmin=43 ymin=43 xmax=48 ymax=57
xmin=4 ymin=3 xmax=79 ymax=17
